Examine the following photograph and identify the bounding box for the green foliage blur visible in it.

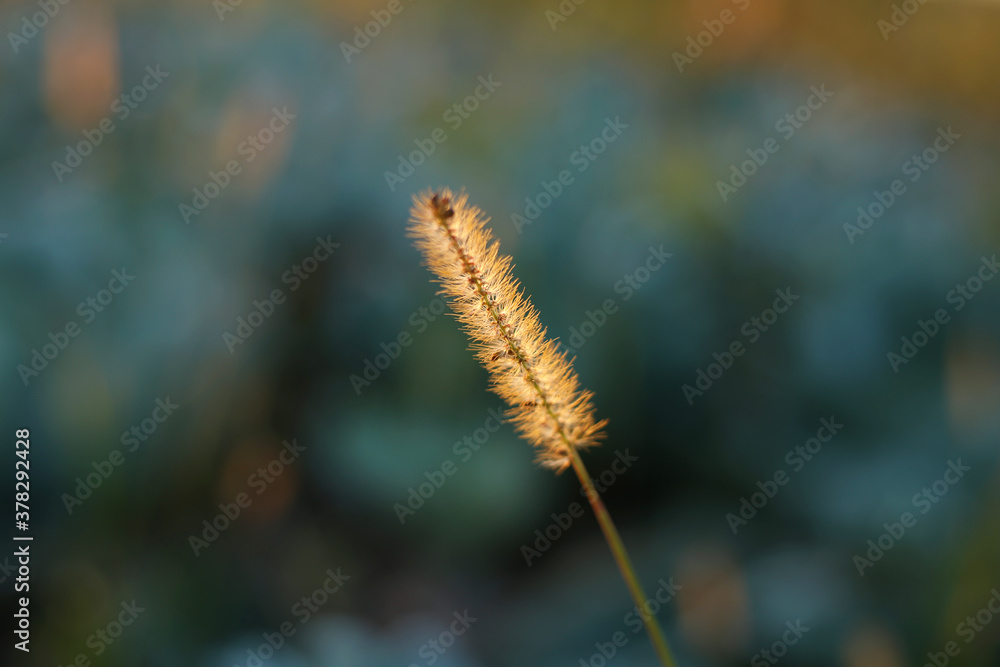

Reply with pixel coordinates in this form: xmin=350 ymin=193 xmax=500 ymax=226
xmin=2 ymin=0 xmax=1000 ymax=665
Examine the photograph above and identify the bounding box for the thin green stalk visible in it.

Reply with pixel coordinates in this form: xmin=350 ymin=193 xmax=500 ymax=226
xmin=568 ymin=447 xmax=679 ymax=667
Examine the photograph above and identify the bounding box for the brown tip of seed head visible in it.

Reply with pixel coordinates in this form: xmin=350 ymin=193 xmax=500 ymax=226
xmin=430 ymin=193 xmax=454 ymax=219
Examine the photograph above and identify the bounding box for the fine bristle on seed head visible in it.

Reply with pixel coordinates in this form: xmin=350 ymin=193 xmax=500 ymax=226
xmin=409 ymin=188 xmax=606 ymax=473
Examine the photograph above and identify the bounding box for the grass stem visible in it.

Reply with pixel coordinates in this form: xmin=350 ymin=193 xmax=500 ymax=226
xmin=567 ymin=447 xmax=679 ymax=667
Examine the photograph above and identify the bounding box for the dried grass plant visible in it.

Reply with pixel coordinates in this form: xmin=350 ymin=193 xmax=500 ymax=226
xmin=408 ymin=188 xmax=679 ymax=667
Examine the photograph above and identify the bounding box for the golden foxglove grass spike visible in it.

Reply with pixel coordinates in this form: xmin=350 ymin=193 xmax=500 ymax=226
xmin=409 ymin=188 xmax=606 ymax=473
xmin=408 ymin=188 xmax=680 ymax=667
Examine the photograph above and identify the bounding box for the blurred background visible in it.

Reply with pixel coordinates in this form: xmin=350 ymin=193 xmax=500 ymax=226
xmin=2 ymin=0 xmax=1000 ymax=665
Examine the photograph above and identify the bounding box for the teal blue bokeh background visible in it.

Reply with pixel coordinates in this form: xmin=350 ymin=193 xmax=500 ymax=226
xmin=2 ymin=1 xmax=1000 ymax=665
